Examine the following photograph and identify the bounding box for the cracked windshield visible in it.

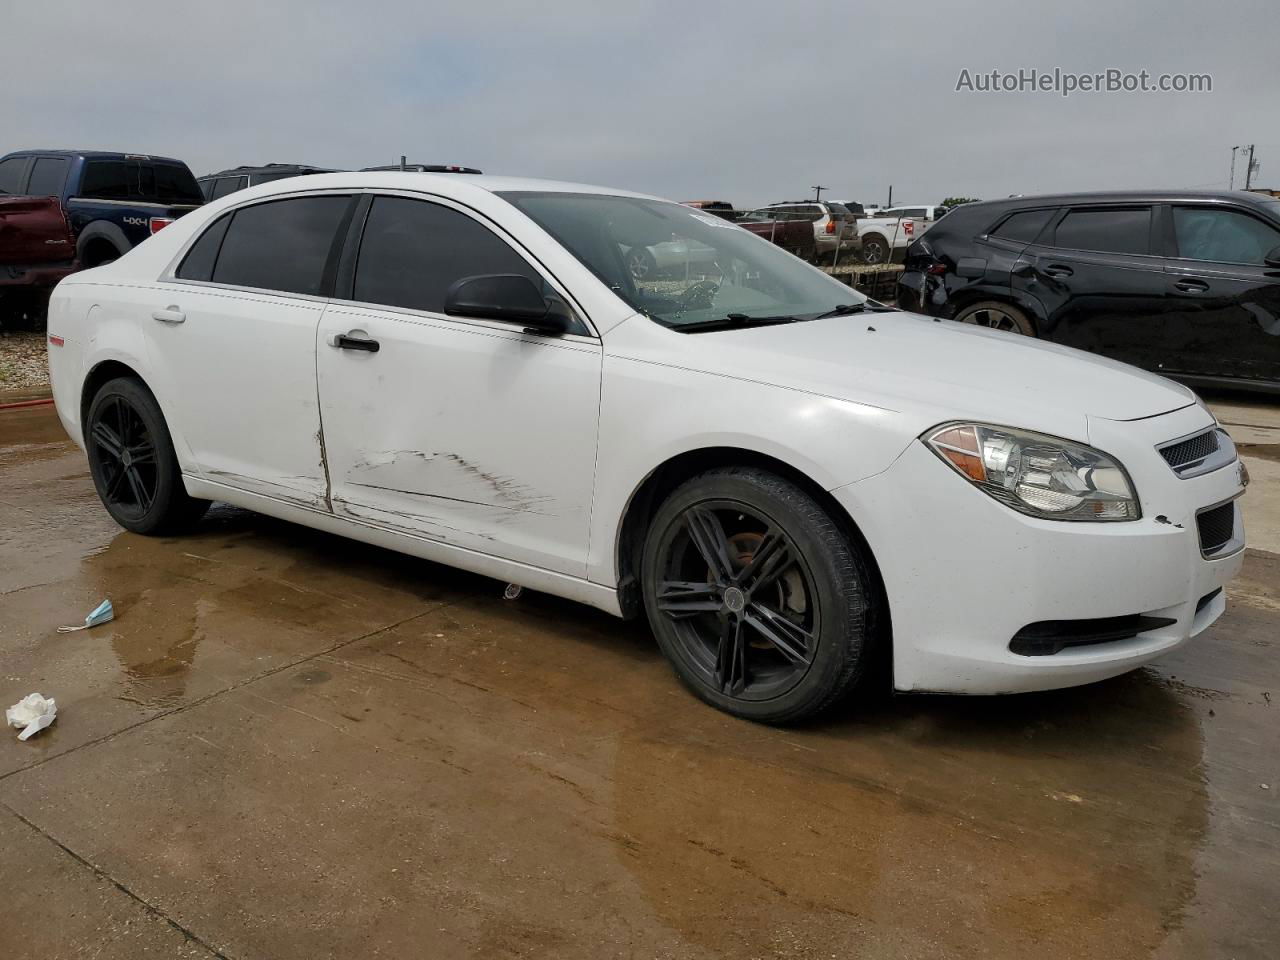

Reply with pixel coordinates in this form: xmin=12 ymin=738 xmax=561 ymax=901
xmin=500 ymin=192 xmax=867 ymax=328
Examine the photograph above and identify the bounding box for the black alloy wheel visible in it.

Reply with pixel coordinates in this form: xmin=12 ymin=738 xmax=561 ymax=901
xmin=642 ymin=467 xmax=875 ymax=723
xmin=85 ymin=377 xmax=209 ymax=534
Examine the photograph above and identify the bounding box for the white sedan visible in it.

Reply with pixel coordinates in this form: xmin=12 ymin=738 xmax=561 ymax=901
xmin=46 ymin=173 xmax=1247 ymax=722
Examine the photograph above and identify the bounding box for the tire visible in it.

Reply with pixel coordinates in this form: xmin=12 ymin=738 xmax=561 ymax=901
xmin=85 ymin=377 xmax=209 ymax=535
xmin=641 ymin=466 xmax=877 ymax=724
xmin=860 ymin=235 xmax=889 ymax=264
xmin=624 ymin=246 xmax=657 ymax=281
xmin=953 ymin=300 xmax=1036 ymax=336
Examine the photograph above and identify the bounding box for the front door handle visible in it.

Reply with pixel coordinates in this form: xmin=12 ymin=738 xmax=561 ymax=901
xmin=151 ymin=306 xmax=185 ymax=324
xmin=329 ymin=332 xmax=380 ymax=353
xmin=1174 ymin=278 xmax=1210 ymax=293
xmin=1043 ymin=264 xmax=1074 ymax=279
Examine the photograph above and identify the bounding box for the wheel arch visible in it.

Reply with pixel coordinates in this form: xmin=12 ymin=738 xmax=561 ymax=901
xmin=80 ymin=359 xmax=150 ymax=432
xmin=613 ymin=446 xmax=889 ymax=632
xmin=946 ymin=286 xmax=1048 ymax=333
xmin=75 ymin=221 xmax=131 ymax=266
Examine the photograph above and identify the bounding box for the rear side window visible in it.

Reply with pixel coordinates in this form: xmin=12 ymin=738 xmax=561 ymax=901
xmin=175 ymin=214 xmax=232 ymax=282
xmin=353 ymin=196 xmax=542 ymax=313
xmin=1173 ymin=206 xmax=1280 ymax=266
xmin=991 ymin=208 xmax=1054 ymax=243
xmin=148 ymin=163 xmax=203 ymax=204
xmin=211 ymin=196 xmax=350 ymax=296
xmin=81 ymin=160 xmax=132 ymax=200
xmin=0 ymin=156 xmax=27 ymax=194
xmin=27 ymin=158 xmax=69 ymax=197
xmin=211 ymin=176 xmax=247 ymax=199
xmin=1053 ymin=207 xmax=1152 ymax=255
xmin=198 ymin=179 xmax=215 ymax=200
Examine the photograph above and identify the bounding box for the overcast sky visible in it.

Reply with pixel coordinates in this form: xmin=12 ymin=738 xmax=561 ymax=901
xmin=3 ymin=0 xmax=1275 ymax=207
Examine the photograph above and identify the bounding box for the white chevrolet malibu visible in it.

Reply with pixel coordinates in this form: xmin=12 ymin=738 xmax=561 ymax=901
xmin=47 ymin=173 xmax=1248 ymax=722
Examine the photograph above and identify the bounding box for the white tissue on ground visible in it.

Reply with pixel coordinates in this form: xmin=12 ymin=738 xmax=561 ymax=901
xmin=6 ymin=693 xmax=57 ymax=741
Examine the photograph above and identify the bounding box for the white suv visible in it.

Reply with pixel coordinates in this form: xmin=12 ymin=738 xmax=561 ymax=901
xmin=761 ymin=201 xmax=859 ymax=258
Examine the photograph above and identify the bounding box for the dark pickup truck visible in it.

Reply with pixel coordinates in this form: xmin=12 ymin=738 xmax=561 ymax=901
xmin=735 ymin=207 xmax=818 ymax=260
xmin=0 ymin=195 xmax=77 ymax=295
xmin=0 ymin=150 xmax=203 ymax=269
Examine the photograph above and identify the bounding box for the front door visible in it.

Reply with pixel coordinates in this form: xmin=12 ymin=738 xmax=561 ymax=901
xmin=146 ymin=193 xmax=354 ymax=509
xmin=316 ymin=194 xmax=602 ymax=577
xmin=1162 ymin=203 xmax=1280 ymax=383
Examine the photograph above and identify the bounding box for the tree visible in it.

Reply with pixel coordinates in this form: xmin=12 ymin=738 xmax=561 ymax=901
xmin=940 ymin=196 xmax=981 ymax=208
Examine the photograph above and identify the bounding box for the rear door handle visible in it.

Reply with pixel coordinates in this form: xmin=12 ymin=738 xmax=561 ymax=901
xmin=329 ymin=332 xmax=380 ymax=353
xmin=1174 ymin=278 xmax=1210 ymax=293
xmin=1043 ymin=264 xmax=1074 ymax=279
xmin=151 ymin=306 xmax=185 ymax=324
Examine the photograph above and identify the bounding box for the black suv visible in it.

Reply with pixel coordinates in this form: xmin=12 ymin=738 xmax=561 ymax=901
xmin=898 ymin=190 xmax=1280 ymax=392
xmin=198 ymin=164 xmax=336 ymax=200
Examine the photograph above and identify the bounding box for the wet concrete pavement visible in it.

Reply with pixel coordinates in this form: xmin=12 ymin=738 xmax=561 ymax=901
xmin=1 ymin=398 xmax=1277 ymax=959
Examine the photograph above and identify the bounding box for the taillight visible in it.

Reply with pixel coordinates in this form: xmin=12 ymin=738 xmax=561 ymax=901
xmin=903 ymin=220 xmax=915 ymax=237
xmin=825 ymin=219 xmax=836 ymax=234
xmin=927 ymin=263 xmax=948 ymax=275
xmin=149 ymin=217 xmax=174 ymax=235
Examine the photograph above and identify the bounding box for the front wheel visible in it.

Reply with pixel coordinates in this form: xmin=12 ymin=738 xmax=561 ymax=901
xmin=953 ymin=300 xmax=1036 ymax=336
xmin=85 ymin=377 xmax=209 ymax=534
xmin=641 ymin=467 xmax=877 ymax=723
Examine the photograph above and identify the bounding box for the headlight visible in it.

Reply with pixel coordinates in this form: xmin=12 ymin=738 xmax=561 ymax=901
xmin=924 ymin=422 xmax=1140 ymax=522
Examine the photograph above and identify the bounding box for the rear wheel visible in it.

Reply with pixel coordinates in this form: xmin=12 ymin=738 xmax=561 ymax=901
xmin=625 ymin=246 xmax=657 ymax=281
xmin=954 ymin=300 xmax=1036 ymax=336
xmin=641 ymin=467 xmax=877 ymax=724
xmin=85 ymin=377 xmax=209 ymax=534
xmin=861 ymin=234 xmax=889 ymax=264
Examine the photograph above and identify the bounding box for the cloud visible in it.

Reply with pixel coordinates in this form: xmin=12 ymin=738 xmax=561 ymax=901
xmin=3 ymin=0 xmax=1276 ymax=206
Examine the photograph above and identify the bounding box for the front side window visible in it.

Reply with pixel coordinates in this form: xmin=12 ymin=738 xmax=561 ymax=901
xmin=0 ymin=156 xmax=27 ymax=194
xmin=1173 ymin=206 xmax=1280 ymax=266
xmin=352 ymin=196 xmax=544 ymax=314
xmin=27 ymin=158 xmax=69 ymax=197
xmin=210 ymin=196 xmax=350 ymax=296
xmin=1053 ymin=207 xmax=1152 ymax=255
xmin=500 ymin=191 xmax=868 ymax=329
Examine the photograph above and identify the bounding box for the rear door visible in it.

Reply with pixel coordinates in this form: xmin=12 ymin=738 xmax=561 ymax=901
xmin=316 ymin=192 xmax=602 ymax=576
xmin=1161 ymin=203 xmax=1280 ymax=383
xmin=1015 ymin=204 xmax=1174 ymax=368
xmin=147 ymin=192 xmax=354 ymax=508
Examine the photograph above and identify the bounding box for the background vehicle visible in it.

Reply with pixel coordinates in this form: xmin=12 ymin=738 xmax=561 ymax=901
xmin=897 ymin=190 xmax=1280 ymax=391
xmin=735 ymin=208 xmax=819 ymax=259
xmin=0 ymin=150 xmax=203 ymax=268
xmin=681 ymin=200 xmax=738 ymax=221
xmin=46 ymin=173 xmax=1245 ymax=726
xmin=856 ymin=213 xmax=916 ymax=264
xmin=878 ymin=204 xmax=950 ymax=233
xmin=198 ymin=164 xmax=337 ymax=200
xmin=360 ymin=163 xmax=483 ymax=174
xmin=0 ymin=195 xmax=77 ymax=322
xmin=760 ymin=201 xmax=859 ymax=259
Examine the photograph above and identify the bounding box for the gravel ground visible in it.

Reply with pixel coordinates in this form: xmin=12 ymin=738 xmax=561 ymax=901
xmin=0 ymin=332 xmax=50 ymax=393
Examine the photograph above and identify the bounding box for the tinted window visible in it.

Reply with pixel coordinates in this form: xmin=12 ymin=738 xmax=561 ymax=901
xmin=991 ymin=208 xmax=1054 ymax=243
xmin=0 ymin=156 xmax=27 ymax=194
xmin=353 ymin=196 xmax=541 ymax=314
xmin=1053 ymin=207 xmax=1151 ymax=255
xmin=1173 ymin=206 xmax=1280 ymax=266
xmin=81 ymin=160 xmax=132 ymax=200
xmin=198 ymin=178 xmax=216 ymax=200
xmin=149 ymin=163 xmax=203 ymax=204
xmin=211 ymin=176 xmax=247 ymax=200
xmin=212 ymin=196 xmax=350 ymax=296
xmin=176 ymin=214 xmax=232 ymax=282
xmin=27 ymin=158 xmax=69 ymax=197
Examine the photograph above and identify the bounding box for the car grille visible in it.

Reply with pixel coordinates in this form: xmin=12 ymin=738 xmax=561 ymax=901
xmin=1197 ymin=502 xmax=1235 ymax=555
xmin=1160 ymin=429 xmax=1219 ymax=472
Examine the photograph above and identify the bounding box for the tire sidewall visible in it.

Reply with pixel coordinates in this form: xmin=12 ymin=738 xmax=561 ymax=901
xmin=641 ymin=470 xmax=869 ymax=723
xmin=955 ymin=300 xmax=1036 ymax=336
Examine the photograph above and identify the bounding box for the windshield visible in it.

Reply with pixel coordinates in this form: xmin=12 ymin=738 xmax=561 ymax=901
xmin=498 ymin=191 xmax=867 ymax=328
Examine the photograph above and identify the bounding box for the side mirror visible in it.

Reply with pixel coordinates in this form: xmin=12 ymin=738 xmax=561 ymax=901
xmin=444 ymin=274 xmax=571 ymax=334
xmin=1265 ymin=246 xmax=1280 ymax=268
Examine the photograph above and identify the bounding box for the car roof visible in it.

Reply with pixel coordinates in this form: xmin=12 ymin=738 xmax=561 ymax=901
xmin=201 ymin=164 xmax=337 ymax=178
xmin=963 ymin=189 xmax=1278 ymax=213
xmin=217 ymin=171 xmax=662 ymax=203
xmin=2 ymin=149 xmax=188 ymax=164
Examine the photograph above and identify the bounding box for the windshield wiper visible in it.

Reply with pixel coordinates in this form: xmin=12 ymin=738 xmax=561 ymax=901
xmin=671 ymin=313 xmax=801 ymax=334
xmin=814 ymin=303 xmax=866 ymax=319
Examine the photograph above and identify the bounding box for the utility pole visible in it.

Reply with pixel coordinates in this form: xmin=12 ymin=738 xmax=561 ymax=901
xmin=1230 ymin=145 xmax=1239 ymax=190
xmin=1244 ymin=144 xmax=1259 ymax=190
xmin=886 ymin=184 xmax=894 ymax=207
xmin=812 ymin=185 xmax=828 ymax=202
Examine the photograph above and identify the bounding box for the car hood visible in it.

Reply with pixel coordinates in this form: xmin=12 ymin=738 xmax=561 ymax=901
xmin=607 ymin=310 xmax=1196 ymax=441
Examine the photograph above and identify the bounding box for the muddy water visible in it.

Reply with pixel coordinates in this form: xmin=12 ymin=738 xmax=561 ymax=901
xmin=0 ymin=403 xmax=1276 ymax=959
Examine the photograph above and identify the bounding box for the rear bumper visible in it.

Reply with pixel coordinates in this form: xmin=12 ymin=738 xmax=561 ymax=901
xmin=833 ymin=404 xmax=1247 ymax=694
xmin=1 ymin=260 xmax=78 ymax=289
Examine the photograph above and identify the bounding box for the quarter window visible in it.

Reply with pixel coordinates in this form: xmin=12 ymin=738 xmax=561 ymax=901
xmin=27 ymin=158 xmax=69 ymax=197
xmin=1053 ymin=207 xmax=1152 ymax=255
xmin=991 ymin=209 xmax=1054 ymax=244
xmin=175 ymin=214 xmax=232 ymax=282
xmin=352 ymin=196 xmax=544 ymax=315
xmin=211 ymin=176 xmax=247 ymax=200
xmin=211 ymin=196 xmax=350 ymax=296
xmin=1173 ymin=206 xmax=1280 ymax=266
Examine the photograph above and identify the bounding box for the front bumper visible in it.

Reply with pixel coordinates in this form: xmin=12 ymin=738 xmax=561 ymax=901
xmin=832 ymin=403 xmax=1247 ymax=694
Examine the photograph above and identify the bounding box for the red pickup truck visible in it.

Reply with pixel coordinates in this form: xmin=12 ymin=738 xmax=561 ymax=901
xmin=0 ymin=196 xmax=77 ymax=324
